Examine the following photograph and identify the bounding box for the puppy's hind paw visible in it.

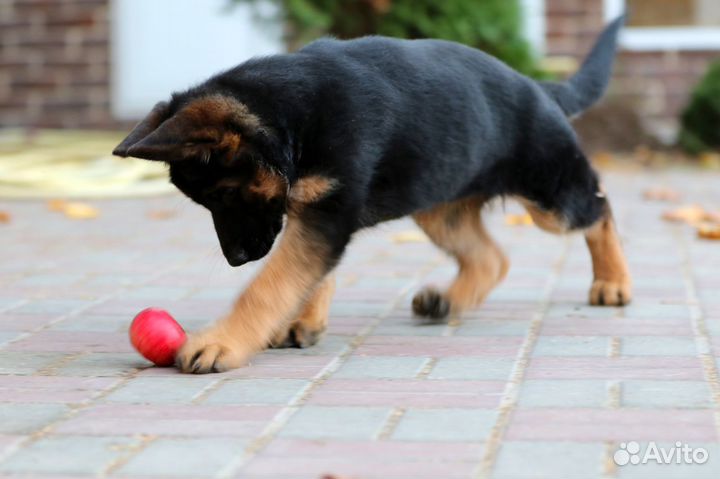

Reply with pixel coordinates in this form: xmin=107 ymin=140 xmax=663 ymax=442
xmin=589 ymin=279 xmax=632 ymax=306
xmin=412 ymin=287 xmax=450 ymax=321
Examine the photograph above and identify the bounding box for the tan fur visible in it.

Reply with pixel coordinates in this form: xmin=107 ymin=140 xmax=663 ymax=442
xmin=413 ymin=197 xmax=509 ymax=314
xmin=184 ymin=95 xmax=263 ymax=133
xmin=584 ymin=212 xmax=632 ymax=305
xmin=288 ymin=176 xmax=338 ymax=210
xmin=520 ymin=199 xmax=569 ymax=233
xmin=269 ymin=273 xmax=336 ymax=348
xmin=176 ymin=217 xmax=330 ymax=373
xmin=248 ymin=168 xmax=288 ymax=200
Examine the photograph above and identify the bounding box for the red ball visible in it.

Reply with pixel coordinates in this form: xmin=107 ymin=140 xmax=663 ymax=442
xmin=129 ymin=308 xmax=186 ymax=367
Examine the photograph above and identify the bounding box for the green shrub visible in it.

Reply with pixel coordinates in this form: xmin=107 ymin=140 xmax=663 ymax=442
xmin=232 ymin=0 xmax=543 ymax=77
xmin=679 ymin=60 xmax=720 ymax=155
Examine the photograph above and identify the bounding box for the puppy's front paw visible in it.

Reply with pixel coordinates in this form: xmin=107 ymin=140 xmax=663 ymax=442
xmin=175 ymin=329 xmax=247 ymax=374
xmin=269 ymin=321 xmax=325 ymax=349
xmin=589 ymin=279 xmax=632 ymax=306
xmin=412 ymin=287 xmax=450 ymax=320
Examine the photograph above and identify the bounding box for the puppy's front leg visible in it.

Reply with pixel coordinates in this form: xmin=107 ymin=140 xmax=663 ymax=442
xmin=176 ymin=217 xmax=338 ymax=373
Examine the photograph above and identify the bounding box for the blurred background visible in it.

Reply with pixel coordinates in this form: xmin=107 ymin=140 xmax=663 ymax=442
xmin=0 ymin=0 xmax=719 ymax=198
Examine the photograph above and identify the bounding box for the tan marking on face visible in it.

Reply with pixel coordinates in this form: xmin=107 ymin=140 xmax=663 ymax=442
xmin=413 ymin=196 xmax=509 ymax=314
xmin=175 ymin=216 xmax=332 ymax=373
xmin=248 ymin=168 xmax=288 ymax=200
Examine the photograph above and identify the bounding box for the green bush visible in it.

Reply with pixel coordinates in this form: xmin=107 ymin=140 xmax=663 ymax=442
xmin=232 ymin=0 xmax=542 ymax=77
xmin=679 ymin=60 xmax=720 ymax=155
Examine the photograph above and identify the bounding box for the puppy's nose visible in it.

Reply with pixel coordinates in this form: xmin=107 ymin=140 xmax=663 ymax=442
xmin=226 ymin=250 xmax=249 ymax=267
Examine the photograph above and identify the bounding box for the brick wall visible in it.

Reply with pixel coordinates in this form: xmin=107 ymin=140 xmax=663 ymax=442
xmin=1 ymin=0 xmax=718 ymax=137
xmin=545 ymin=0 xmax=720 ymax=141
xmin=0 ymin=0 xmax=126 ymax=129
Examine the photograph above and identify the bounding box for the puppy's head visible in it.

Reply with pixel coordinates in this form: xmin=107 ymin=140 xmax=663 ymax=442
xmin=113 ymin=94 xmax=287 ymax=267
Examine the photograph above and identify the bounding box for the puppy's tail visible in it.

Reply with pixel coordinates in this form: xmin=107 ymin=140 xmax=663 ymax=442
xmin=539 ymin=15 xmax=625 ymax=117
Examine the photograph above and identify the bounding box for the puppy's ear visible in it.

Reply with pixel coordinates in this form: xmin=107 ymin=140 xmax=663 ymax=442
xmin=122 ymin=95 xmax=250 ymax=163
xmin=123 ymin=109 xmax=207 ymax=162
xmin=112 ymin=101 xmax=170 ymax=157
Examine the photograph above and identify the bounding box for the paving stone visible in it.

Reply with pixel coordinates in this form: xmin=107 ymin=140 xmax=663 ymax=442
xmin=1 ymin=173 xmax=718 ymax=477
xmin=392 ymin=408 xmax=497 ymax=441
xmin=105 ymin=376 xmax=220 ymax=404
xmin=55 ymin=352 xmax=145 ymax=376
xmin=428 ymin=357 xmax=515 ymax=380
xmin=533 ymin=336 xmax=609 ymax=356
xmin=203 ymin=379 xmax=309 ymax=405
xmin=0 ymin=351 xmax=68 ymax=375
xmin=116 ymin=438 xmax=248 ymax=477
xmin=518 ymin=380 xmax=608 ymax=408
xmin=0 ymin=404 xmax=69 ymax=434
xmin=0 ymin=376 xmax=118 ymax=403
xmin=333 ymin=356 xmax=428 ymax=379
xmin=307 ymin=379 xmax=505 ymax=408
xmin=621 ymin=337 xmax=698 ymax=356
xmin=0 ymin=435 xmax=137 ymax=475
xmin=505 ymin=409 xmax=717 ymax=442
xmin=54 ymin=404 xmax=279 ymax=437
xmin=622 ymin=381 xmax=713 ymax=408
xmin=493 ymin=441 xmax=604 ymax=478
xmin=278 ymin=407 xmax=391 ymax=440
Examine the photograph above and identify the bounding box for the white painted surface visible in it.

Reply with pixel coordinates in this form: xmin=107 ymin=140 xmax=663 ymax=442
xmin=521 ymin=0 xmax=546 ymax=55
xmin=111 ymin=0 xmax=283 ymax=120
xmin=604 ymin=0 xmax=720 ymax=51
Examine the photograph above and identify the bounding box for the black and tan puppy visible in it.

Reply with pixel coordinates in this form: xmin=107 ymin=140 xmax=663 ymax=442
xmin=114 ymin=17 xmax=631 ymax=373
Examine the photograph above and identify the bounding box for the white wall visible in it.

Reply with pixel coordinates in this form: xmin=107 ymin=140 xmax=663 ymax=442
xmin=111 ymin=0 xmax=283 ymax=120
xmin=521 ymin=0 xmax=546 ymax=55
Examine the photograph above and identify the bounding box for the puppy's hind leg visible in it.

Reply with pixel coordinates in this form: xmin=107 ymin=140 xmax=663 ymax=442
xmin=522 ymin=197 xmax=631 ymax=306
xmin=412 ymin=197 xmax=509 ymax=321
xmin=584 ymin=204 xmax=632 ymax=306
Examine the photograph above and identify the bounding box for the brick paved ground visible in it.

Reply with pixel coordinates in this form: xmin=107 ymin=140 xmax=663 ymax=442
xmin=0 ymin=169 xmax=719 ymax=478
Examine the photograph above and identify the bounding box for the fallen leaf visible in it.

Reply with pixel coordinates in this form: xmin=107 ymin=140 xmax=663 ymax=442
xmin=391 ymin=230 xmax=428 ymax=243
xmin=47 ymin=199 xmax=67 ymax=212
xmin=505 ymin=213 xmax=534 ymax=226
xmin=591 ymin=151 xmax=615 ymax=167
xmin=697 ymin=222 xmax=720 ymax=240
xmin=147 ymin=209 xmax=176 ymax=220
xmin=0 ymin=211 xmax=10 ymax=223
xmin=643 ymin=187 xmax=681 ymax=202
xmin=699 ymin=152 xmax=720 ymax=170
xmin=63 ymin=202 xmax=99 ymax=220
xmin=662 ymin=205 xmax=708 ymax=224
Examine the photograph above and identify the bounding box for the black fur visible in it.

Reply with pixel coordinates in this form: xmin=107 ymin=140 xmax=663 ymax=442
xmin=115 ymin=17 xmax=624 ymax=269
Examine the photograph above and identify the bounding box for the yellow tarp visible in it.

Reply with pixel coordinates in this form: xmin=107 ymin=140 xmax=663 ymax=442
xmin=0 ymin=129 xmax=174 ymax=198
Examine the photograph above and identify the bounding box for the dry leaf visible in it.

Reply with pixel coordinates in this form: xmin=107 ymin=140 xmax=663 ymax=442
xmin=591 ymin=151 xmax=615 ymax=167
xmin=63 ymin=202 xmax=99 ymax=220
xmin=147 ymin=209 xmax=176 ymax=220
xmin=391 ymin=230 xmax=428 ymax=243
xmin=697 ymin=223 xmax=720 ymax=240
xmin=47 ymin=199 xmax=67 ymax=212
xmin=662 ymin=205 xmax=707 ymax=224
xmin=699 ymin=152 xmax=720 ymax=170
xmin=505 ymin=213 xmax=534 ymax=226
xmin=0 ymin=211 xmax=10 ymax=223
xmin=643 ymin=187 xmax=680 ymax=202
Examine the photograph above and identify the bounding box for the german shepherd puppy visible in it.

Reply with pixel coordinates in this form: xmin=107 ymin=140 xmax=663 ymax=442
xmin=114 ymin=17 xmax=631 ymax=374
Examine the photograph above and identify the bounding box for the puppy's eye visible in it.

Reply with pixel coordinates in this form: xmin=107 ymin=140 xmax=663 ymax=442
xmin=222 ymin=188 xmax=238 ymax=203
xmin=206 ymin=188 xmax=237 ymax=204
